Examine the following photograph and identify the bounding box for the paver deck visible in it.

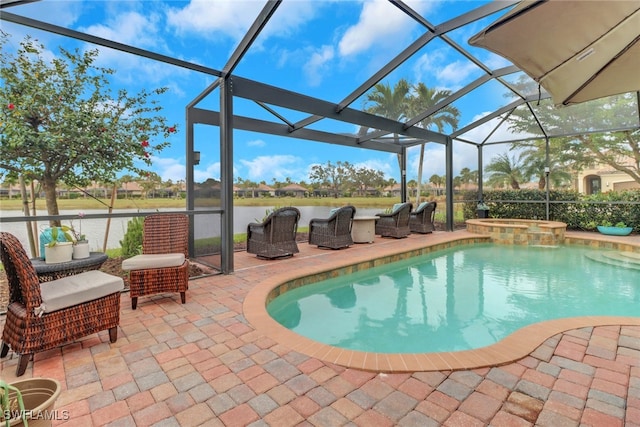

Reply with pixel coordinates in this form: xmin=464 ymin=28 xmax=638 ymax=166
xmin=1 ymin=230 xmax=639 ymax=426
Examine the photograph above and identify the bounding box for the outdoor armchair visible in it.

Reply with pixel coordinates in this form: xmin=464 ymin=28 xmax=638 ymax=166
xmin=247 ymin=207 xmax=301 ymax=259
xmin=375 ymin=202 xmax=412 ymax=238
xmin=309 ymin=205 xmax=356 ymax=249
xmin=0 ymin=232 xmax=124 ymax=377
xmin=409 ymin=201 xmax=437 ymax=234
xmin=121 ymin=214 xmax=190 ymax=309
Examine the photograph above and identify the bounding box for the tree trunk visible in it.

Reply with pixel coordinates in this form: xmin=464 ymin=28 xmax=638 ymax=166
xmin=538 ymin=174 xmax=546 ymax=190
xmin=416 ymin=143 xmax=425 ymax=205
xmin=43 ymin=176 xmax=61 ymax=226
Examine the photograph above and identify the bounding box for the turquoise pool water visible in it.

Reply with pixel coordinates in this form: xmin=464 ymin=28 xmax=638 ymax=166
xmin=267 ymin=244 xmax=640 ymax=353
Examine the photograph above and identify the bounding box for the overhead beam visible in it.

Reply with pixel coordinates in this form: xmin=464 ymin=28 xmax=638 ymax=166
xmin=231 ymin=76 xmax=448 ymax=144
xmin=222 ymin=1 xmax=281 ymax=76
xmin=0 ymin=12 xmax=222 ymax=77
xmin=189 ymin=107 xmax=403 ymax=154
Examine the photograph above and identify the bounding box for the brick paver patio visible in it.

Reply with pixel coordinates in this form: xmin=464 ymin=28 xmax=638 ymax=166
xmin=1 ymin=231 xmax=639 ymax=426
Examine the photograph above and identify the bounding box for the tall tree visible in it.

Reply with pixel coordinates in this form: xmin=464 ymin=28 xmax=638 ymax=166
xmin=308 ymin=161 xmax=353 ymax=198
xmin=408 ymin=83 xmax=460 ymax=204
xmin=507 ymin=78 xmax=640 ymax=185
xmin=485 ymin=153 xmax=526 ymax=189
xmin=363 ymin=79 xmax=411 ymax=173
xmin=0 ymin=35 xmax=175 ymax=225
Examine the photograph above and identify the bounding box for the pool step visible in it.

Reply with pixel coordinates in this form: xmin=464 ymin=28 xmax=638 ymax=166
xmin=585 ymin=251 xmax=640 ymax=270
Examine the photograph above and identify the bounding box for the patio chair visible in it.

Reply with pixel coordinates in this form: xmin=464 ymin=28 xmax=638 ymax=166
xmin=409 ymin=201 xmax=437 ymax=234
xmin=247 ymin=207 xmax=300 ymax=259
xmin=375 ymin=202 xmax=412 ymax=238
xmin=122 ymin=214 xmax=189 ymax=309
xmin=309 ymin=205 xmax=356 ymax=249
xmin=0 ymin=232 xmax=124 ymax=376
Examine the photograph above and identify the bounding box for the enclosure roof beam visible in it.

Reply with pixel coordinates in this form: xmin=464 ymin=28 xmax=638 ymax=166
xmin=0 ymin=11 xmax=222 ymax=77
xmin=189 ymin=107 xmax=402 ymax=154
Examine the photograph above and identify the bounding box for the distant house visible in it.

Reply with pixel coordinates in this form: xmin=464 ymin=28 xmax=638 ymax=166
xmin=576 ymin=156 xmax=640 ymax=194
xmin=276 ymin=183 xmax=309 ymax=197
xmin=383 ymin=183 xmax=402 ymax=198
xmin=235 ymin=183 xmax=275 ymax=198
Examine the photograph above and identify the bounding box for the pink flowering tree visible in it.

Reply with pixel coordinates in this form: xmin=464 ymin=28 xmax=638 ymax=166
xmin=0 ymin=35 xmax=177 ymax=225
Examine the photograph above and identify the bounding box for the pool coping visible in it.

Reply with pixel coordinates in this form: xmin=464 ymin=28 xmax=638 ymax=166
xmin=243 ymin=231 xmax=640 ymax=373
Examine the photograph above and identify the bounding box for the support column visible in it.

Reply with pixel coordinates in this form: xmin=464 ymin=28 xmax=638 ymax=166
xmin=446 ymin=137 xmax=454 ymax=231
xmin=220 ymin=77 xmax=234 ymax=273
xmin=477 ymin=144 xmax=483 ymax=202
xmin=400 ymin=146 xmax=407 ymax=202
xmin=186 ymin=109 xmax=195 ymax=257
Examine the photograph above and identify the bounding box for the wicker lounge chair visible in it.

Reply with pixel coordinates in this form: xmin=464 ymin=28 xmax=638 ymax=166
xmin=122 ymin=214 xmax=190 ymax=309
xmin=375 ymin=202 xmax=413 ymax=238
xmin=309 ymin=205 xmax=356 ymax=249
xmin=0 ymin=232 xmax=124 ymax=376
xmin=247 ymin=207 xmax=300 ymax=259
xmin=409 ymin=201 xmax=437 ymax=234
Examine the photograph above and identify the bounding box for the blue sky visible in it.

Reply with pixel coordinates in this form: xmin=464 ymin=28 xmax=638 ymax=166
xmin=2 ymin=0 xmax=523 ymax=185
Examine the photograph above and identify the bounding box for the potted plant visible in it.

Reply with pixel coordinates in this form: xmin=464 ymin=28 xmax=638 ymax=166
xmin=1 ymin=378 xmax=62 ymax=427
xmin=42 ymin=226 xmax=74 ymax=264
xmin=70 ymin=212 xmax=90 ymax=259
xmin=596 ymin=220 xmax=633 ymax=236
xmin=476 ymin=201 xmax=490 ymax=219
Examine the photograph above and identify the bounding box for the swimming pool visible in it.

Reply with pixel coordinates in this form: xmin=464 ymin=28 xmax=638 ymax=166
xmin=267 ymin=243 xmax=640 ymax=353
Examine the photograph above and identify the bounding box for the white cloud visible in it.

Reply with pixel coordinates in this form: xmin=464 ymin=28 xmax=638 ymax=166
xmin=81 ymin=11 xmax=164 ymax=50
xmin=338 ymin=0 xmax=413 ymax=57
xmin=247 ymin=139 xmax=266 ymax=147
xmin=153 ymin=156 xmax=186 ymax=182
xmin=195 ymin=162 xmax=222 ymax=182
xmin=166 ymin=0 xmax=263 ymax=41
xmin=239 ymin=154 xmax=304 ymax=181
xmin=338 ymin=0 xmax=433 ymax=58
xmin=413 ymin=50 xmax=482 ymax=91
xmin=79 ymin=11 xmax=185 ymax=85
xmin=303 ymin=45 xmax=335 ymax=87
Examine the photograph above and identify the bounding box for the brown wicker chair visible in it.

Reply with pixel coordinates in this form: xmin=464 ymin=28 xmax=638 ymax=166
xmin=375 ymin=202 xmax=413 ymax=238
xmin=123 ymin=214 xmax=189 ymax=309
xmin=309 ymin=205 xmax=356 ymax=249
xmin=0 ymin=232 xmax=123 ymax=376
xmin=247 ymin=207 xmax=300 ymax=259
xmin=409 ymin=201 xmax=437 ymax=234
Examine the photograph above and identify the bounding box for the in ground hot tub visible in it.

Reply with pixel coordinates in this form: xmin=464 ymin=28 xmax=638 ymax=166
xmin=465 ymin=218 xmax=566 ymax=246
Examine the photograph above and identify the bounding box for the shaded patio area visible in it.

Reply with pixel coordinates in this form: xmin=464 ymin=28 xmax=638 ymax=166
xmin=1 ymin=231 xmax=640 ymax=426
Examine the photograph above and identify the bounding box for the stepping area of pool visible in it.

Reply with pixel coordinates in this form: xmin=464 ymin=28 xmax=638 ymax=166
xmin=1 ymin=230 xmax=639 ymax=426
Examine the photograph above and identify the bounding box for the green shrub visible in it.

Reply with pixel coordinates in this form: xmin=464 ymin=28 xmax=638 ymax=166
xmin=460 ymin=189 xmax=640 ymax=232
xmin=120 ymin=217 xmax=144 ymax=258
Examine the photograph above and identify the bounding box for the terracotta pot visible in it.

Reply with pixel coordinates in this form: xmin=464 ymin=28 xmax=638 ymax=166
xmin=3 ymin=378 xmax=61 ymax=427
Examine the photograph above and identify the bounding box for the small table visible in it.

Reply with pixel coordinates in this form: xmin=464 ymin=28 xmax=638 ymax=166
xmin=31 ymin=252 xmax=109 ymax=282
xmin=352 ymin=216 xmax=377 ymax=243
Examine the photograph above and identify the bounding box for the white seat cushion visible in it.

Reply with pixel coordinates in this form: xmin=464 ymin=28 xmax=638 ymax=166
xmin=39 ymin=270 xmax=124 ymax=314
xmin=121 ymin=253 xmax=186 ymax=271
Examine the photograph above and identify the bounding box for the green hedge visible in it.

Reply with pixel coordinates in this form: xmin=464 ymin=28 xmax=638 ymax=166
xmin=462 ymin=189 xmax=640 ymax=232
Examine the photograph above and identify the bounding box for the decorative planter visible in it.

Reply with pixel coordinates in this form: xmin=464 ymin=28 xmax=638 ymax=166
xmin=2 ymin=378 xmax=61 ymax=427
xmin=43 ymin=242 xmax=73 ymax=264
xmin=477 ymin=209 xmax=490 ymax=219
xmin=597 ymin=226 xmax=633 ymax=236
xmin=72 ymin=242 xmax=90 ymax=259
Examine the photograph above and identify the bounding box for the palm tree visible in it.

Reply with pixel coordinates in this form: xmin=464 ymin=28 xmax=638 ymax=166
xmin=363 ymin=79 xmax=411 ymax=171
xmin=409 ymin=83 xmax=460 ymax=205
xmin=520 ymin=147 xmax=573 ymax=190
xmin=485 ymin=153 xmax=526 ymax=189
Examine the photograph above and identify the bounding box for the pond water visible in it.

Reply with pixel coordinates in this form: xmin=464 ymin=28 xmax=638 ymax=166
xmin=0 ymin=205 xmax=380 ymax=257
